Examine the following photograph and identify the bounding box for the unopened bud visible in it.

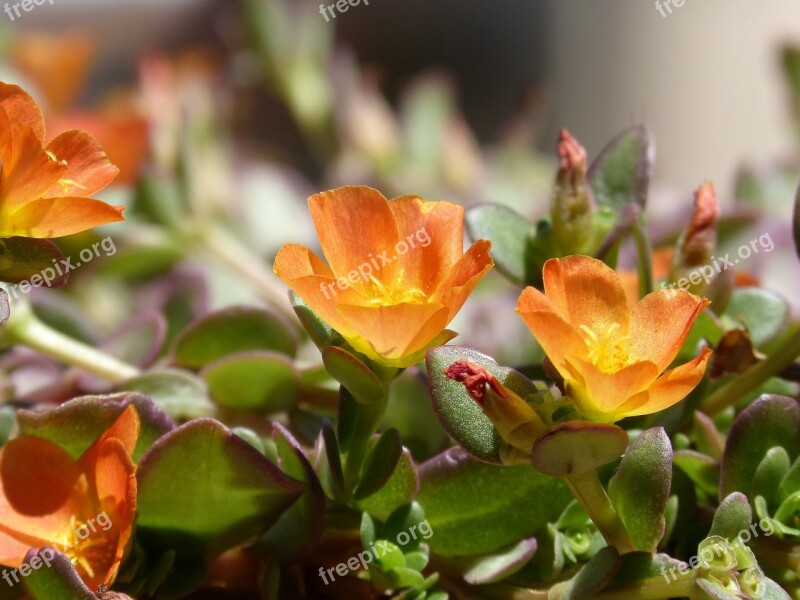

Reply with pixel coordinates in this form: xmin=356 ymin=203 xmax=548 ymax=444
xmin=551 ymin=130 xmax=594 ymax=254
xmin=445 ymin=360 xmax=545 ymax=454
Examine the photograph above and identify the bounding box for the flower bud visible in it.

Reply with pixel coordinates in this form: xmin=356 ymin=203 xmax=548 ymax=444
xmin=444 ymin=360 xmax=545 ymax=455
xmin=697 ymin=536 xmax=737 ymax=571
xmin=550 ymin=130 xmax=594 ymax=254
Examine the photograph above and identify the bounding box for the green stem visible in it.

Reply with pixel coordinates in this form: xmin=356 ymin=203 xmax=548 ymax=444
xmin=565 ymin=471 xmax=637 ymax=554
xmin=632 ymin=207 xmax=654 ymax=297
xmin=196 ymin=224 xmax=297 ymax=324
xmin=4 ymin=301 xmax=140 ymax=384
xmin=700 ymin=329 xmax=800 ymax=415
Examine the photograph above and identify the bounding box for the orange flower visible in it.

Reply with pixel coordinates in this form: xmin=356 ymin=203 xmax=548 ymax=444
xmin=0 ymin=82 xmax=124 ymax=238
xmin=517 ymin=255 xmax=711 ymax=422
xmin=0 ymin=406 xmax=139 ymax=591
xmin=274 ymin=186 xmax=493 ymax=367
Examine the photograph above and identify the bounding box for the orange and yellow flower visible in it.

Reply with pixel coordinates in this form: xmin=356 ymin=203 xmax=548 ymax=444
xmin=274 ymin=186 xmax=494 ymax=367
xmin=0 ymin=406 xmax=139 ymax=590
xmin=517 ymin=255 xmax=711 ymax=422
xmin=0 ymin=82 xmax=124 ymax=238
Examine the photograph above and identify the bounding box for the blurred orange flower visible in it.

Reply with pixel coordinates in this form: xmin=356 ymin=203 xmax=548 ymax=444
xmin=0 ymin=406 xmax=139 ymax=591
xmin=0 ymin=82 xmax=124 ymax=238
xmin=517 ymin=255 xmax=711 ymax=422
xmin=274 ymin=186 xmax=493 ymax=367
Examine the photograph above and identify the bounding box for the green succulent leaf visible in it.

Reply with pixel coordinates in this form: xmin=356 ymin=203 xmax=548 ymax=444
xmin=0 ymin=237 xmax=69 ymax=288
xmin=724 ymin=288 xmax=790 ymax=348
xmin=119 ymin=368 xmax=216 ymax=421
xmin=358 ymin=447 xmax=419 ymax=520
xmin=588 ymin=124 xmax=654 ymax=209
xmin=531 ymin=421 xmax=629 ymax=477
xmin=354 ymin=428 xmax=403 ymax=500
xmin=21 ymin=548 xmax=95 ymax=600
xmin=709 ymin=492 xmax=752 ymax=540
xmin=322 ymin=345 xmax=385 ymax=405
xmin=462 ymin=537 xmax=538 ymax=585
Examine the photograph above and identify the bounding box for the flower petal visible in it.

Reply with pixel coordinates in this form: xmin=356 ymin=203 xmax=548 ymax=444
xmin=562 ymin=357 xmax=660 ymax=418
xmin=78 ymin=405 xmax=140 ymax=478
xmin=0 ymin=436 xmax=87 ymax=565
xmin=432 ymin=239 xmax=494 ymax=322
xmin=614 ymin=347 xmax=712 ymax=418
xmin=308 ymin=186 xmax=400 ymax=282
xmin=6 ymin=196 xmax=125 ymax=238
xmin=273 ymin=243 xmax=364 ymax=338
xmin=45 ymin=130 xmax=119 ymax=197
xmin=630 ymin=289 xmax=709 ymax=372
xmin=542 ymin=256 xmax=630 ymax=336
xmin=516 ymin=286 xmax=588 ymax=374
xmin=0 ymin=124 xmax=65 ymax=213
xmin=336 ymin=302 xmax=450 ymax=365
xmin=388 ymin=196 xmax=465 ymax=293
xmin=0 ymin=82 xmax=46 ymax=143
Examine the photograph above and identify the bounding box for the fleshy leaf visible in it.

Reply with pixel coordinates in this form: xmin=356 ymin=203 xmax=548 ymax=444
xmin=354 ymin=429 xmax=403 ymax=500
xmin=0 ymin=237 xmax=69 ymax=288
xmin=136 ymin=418 xmax=304 ymax=563
xmin=416 ymin=447 xmax=572 ymax=557
xmin=17 ymin=392 xmax=174 ymax=462
xmin=322 ymin=346 xmax=385 ymax=405
xmin=21 ymin=548 xmax=95 ymax=600
xmin=548 ymin=546 xmax=621 ymax=600
xmin=588 ymin=124 xmax=654 ymax=209
xmin=608 ymin=428 xmax=672 ymax=552
xmin=172 ymin=306 xmax=297 ymax=368
xmin=720 ymin=395 xmax=800 ymax=500
xmin=462 ymin=537 xmax=538 ymax=585
xmin=201 ymin=351 xmax=297 ymax=413
xmin=118 ymin=368 xmax=216 ymax=420
xmin=358 ymin=447 xmax=419 ymax=521
xmin=531 ymin=421 xmax=629 ymax=477
xmin=709 ymin=492 xmax=752 ymax=540
xmin=724 ymin=288 xmax=790 ymax=348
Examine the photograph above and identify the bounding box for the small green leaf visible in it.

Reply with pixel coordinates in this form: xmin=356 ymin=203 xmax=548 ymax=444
xmin=322 ymin=346 xmax=385 ymax=405
xmin=531 ymin=421 xmax=629 ymax=477
xmin=201 ymin=351 xmax=297 ymax=413
xmin=673 ymin=450 xmax=720 ymax=497
xmin=318 ymin=420 xmax=344 ymax=500
xmin=709 ymin=493 xmax=752 ymax=540
xmin=720 ymin=395 xmax=800 ymax=500
xmin=588 ymin=124 xmax=654 ymax=209
xmin=724 ymin=288 xmax=790 ymax=348
xmin=119 ymin=368 xmax=216 ymax=420
xmin=608 ymin=428 xmax=672 ymax=552
xmin=549 ymin=546 xmax=621 ymax=600
xmin=752 ymin=447 xmax=791 ymax=508
xmin=354 ymin=429 xmax=403 ymax=500
xmin=358 ymin=447 xmax=418 ymax=520
xmin=381 ymin=502 xmax=428 ymax=553
xmin=172 ymin=306 xmax=297 ymax=368
xmin=289 ymin=291 xmax=341 ymax=349
xmin=136 ymin=419 xmax=304 ymax=562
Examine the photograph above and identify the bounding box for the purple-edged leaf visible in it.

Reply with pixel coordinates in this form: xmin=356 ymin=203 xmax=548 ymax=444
xmin=588 ymin=124 xmax=654 ymax=209
xmin=21 ymin=547 xmax=94 ymax=599
xmin=359 ymin=447 xmax=419 ymax=521
xmin=608 ymin=428 xmax=672 ymax=553
xmin=709 ymin=492 xmax=752 ymax=539
xmin=201 ymin=351 xmax=298 ymax=413
xmin=425 ymin=346 xmax=541 ymax=464
xmin=136 ymin=418 xmax=304 ymax=561
xmin=17 ymin=392 xmax=175 ymax=462
xmin=315 ymin=420 xmax=344 ymax=501
xmin=531 ymin=421 xmax=629 ymax=477
xmin=417 ymin=447 xmax=571 ymax=557
xmin=258 ymin=423 xmax=324 ymax=560
xmin=720 ymin=395 xmax=800 ymax=500
xmin=354 ymin=429 xmax=403 ymax=500
xmin=172 ymin=306 xmax=297 ymax=368
xmin=118 ymin=368 xmax=215 ymax=420
xmin=462 ymin=537 xmax=537 ymax=585
xmin=0 ymin=237 xmax=69 ymax=288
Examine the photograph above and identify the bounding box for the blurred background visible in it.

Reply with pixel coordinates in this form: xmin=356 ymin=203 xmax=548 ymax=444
xmin=1 ymin=0 xmax=799 ymax=363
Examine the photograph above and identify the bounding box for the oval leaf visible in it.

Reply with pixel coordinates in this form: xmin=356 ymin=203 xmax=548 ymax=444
xmin=354 ymin=429 xmax=403 ymax=500
xmin=322 ymin=346 xmax=385 ymax=405
xmin=588 ymin=124 xmax=654 ymax=209
xmin=531 ymin=421 xmax=629 ymax=477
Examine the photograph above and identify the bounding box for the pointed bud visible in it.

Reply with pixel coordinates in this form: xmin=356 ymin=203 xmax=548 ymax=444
xmin=551 ymin=130 xmax=594 ymax=254
xmin=445 ymin=360 xmax=545 ymax=456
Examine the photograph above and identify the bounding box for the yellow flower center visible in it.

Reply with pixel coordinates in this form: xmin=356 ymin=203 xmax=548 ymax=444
xmin=364 ymin=273 xmax=427 ymax=306
xmin=579 ymin=323 xmax=631 ymax=373
xmin=61 ymin=516 xmax=115 ymax=582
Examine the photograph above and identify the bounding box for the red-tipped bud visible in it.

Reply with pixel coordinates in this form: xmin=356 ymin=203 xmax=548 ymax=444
xmin=551 ymin=130 xmax=594 ymax=254
xmin=444 ymin=360 xmax=507 ymax=405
